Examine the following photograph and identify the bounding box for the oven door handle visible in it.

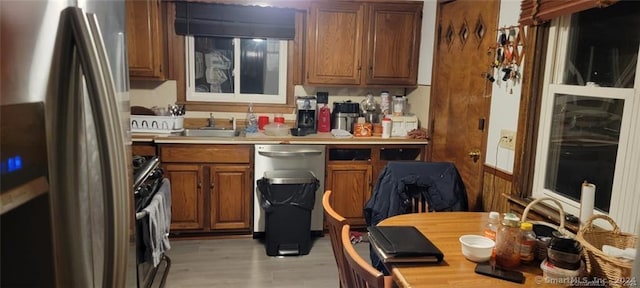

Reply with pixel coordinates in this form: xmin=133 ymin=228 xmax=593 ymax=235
xmin=258 ymin=150 xmax=323 ymax=158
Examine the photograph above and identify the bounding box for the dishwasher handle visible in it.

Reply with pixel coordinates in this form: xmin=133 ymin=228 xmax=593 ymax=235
xmin=258 ymin=150 xmax=323 ymax=158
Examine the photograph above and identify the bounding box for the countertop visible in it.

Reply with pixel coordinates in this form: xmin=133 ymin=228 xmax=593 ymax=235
xmin=132 ymin=131 xmax=429 ymax=145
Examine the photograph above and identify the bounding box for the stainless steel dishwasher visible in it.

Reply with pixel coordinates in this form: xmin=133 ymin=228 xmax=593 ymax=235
xmin=253 ymin=144 xmax=325 ymax=237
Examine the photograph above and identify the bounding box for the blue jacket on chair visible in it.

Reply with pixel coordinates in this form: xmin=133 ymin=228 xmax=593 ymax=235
xmin=363 ymin=161 xmax=468 ymax=273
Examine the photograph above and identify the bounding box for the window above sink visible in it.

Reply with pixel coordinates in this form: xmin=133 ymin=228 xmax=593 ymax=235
xmin=185 ymin=36 xmax=288 ymax=105
xmin=170 ymin=2 xmax=304 ymax=114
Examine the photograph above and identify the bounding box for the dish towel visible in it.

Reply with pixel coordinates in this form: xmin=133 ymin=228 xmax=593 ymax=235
xmin=142 ymin=178 xmax=172 ymax=267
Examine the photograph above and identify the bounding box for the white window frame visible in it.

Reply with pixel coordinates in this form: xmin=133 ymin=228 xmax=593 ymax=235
xmin=532 ymin=15 xmax=640 ymax=233
xmin=185 ymin=36 xmax=288 ymax=104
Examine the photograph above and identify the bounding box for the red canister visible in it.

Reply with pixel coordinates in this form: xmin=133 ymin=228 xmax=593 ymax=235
xmin=258 ymin=115 xmax=269 ymax=130
xmin=318 ymin=104 xmax=331 ymax=132
xmin=274 ymin=113 xmax=285 ymax=124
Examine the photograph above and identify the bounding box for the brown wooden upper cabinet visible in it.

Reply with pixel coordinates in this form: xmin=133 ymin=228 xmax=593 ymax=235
xmin=306 ymin=1 xmax=423 ymax=87
xmin=126 ymin=0 xmax=167 ymax=80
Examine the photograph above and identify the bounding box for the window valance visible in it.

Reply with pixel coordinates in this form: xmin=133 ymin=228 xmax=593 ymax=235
xmin=174 ymin=2 xmax=295 ymax=39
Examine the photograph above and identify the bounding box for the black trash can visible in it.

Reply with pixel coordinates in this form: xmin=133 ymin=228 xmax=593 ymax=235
xmin=257 ymin=170 xmax=319 ymax=256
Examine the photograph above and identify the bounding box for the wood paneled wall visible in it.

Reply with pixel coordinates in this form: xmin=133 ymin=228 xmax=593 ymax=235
xmin=482 ymin=165 xmax=513 ymax=213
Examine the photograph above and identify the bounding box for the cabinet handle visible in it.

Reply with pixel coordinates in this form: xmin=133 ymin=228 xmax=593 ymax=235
xmin=197 ymin=182 xmax=202 ymax=188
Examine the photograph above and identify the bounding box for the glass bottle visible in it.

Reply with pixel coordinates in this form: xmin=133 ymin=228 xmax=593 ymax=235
xmin=484 ymin=211 xmax=500 ymax=241
xmin=520 ymin=222 xmax=537 ymax=263
xmin=495 ymin=213 xmax=521 ymax=268
xmin=245 ymin=103 xmax=258 ymax=133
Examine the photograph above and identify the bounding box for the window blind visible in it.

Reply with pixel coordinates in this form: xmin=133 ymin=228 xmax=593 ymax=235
xmin=174 ymin=2 xmax=295 ymax=39
xmin=519 ymin=0 xmax=619 ymax=26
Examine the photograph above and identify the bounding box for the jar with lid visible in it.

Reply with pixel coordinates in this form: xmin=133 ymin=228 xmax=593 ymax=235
xmin=519 ymin=222 xmax=536 ymax=263
xmin=392 ymin=95 xmax=406 ymax=116
xmin=380 ymin=91 xmax=391 ymax=116
xmin=495 ymin=213 xmax=521 ymax=268
xmin=484 ymin=211 xmax=500 ymax=241
xmin=361 ymin=93 xmax=380 ymax=123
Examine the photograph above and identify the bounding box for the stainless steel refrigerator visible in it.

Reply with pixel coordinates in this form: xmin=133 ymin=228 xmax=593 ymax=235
xmin=1 ymin=0 xmax=134 ymax=286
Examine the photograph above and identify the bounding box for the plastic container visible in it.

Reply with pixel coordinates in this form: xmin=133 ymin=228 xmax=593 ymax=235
xmin=392 ymin=95 xmax=406 ymax=116
xmin=459 ymin=235 xmax=496 ymax=262
xmin=263 ymin=123 xmax=290 ymax=136
xmin=495 ymin=213 xmax=521 ymax=268
xmin=548 ymin=231 xmax=582 ymax=270
xmin=381 ymin=117 xmax=392 ymax=138
xmin=520 ymin=222 xmax=537 ymax=263
xmin=540 ymin=259 xmax=584 ymax=286
xmin=484 ymin=211 xmax=500 ymax=241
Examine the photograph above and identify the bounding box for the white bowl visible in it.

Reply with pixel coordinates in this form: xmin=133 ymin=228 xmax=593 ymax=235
xmin=459 ymin=235 xmax=495 ymax=262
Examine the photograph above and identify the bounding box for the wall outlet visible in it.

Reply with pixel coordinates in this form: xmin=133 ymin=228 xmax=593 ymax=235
xmin=499 ymin=129 xmax=516 ymax=150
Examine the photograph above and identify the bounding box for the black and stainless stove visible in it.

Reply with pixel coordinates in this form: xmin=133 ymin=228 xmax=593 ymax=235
xmin=132 ymin=155 xmax=163 ymax=212
xmin=132 ymin=155 xmax=170 ymax=287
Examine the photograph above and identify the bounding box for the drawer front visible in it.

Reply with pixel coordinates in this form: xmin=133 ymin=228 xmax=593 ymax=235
xmin=132 ymin=143 xmax=156 ymax=156
xmin=160 ymin=145 xmax=252 ymax=163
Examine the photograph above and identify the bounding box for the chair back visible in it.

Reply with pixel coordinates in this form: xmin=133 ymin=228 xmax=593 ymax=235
xmin=341 ymin=224 xmax=386 ymax=288
xmin=405 ymin=184 xmax=429 ymax=212
xmin=322 ymin=190 xmax=352 ymax=288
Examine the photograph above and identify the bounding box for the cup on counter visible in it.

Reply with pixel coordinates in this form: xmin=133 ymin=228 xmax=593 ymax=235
xmin=258 ymin=115 xmax=270 ymax=130
xmin=274 ymin=113 xmax=285 ymax=124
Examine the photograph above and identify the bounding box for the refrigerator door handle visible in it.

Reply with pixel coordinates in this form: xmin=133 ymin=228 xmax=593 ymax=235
xmin=47 ymin=7 xmax=129 ymax=287
xmin=85 ymin=12 xmax=130 ymax=288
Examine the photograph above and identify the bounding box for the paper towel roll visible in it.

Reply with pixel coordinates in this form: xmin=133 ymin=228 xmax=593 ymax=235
xmin=580 ymin=181 xmax=596 ymax=226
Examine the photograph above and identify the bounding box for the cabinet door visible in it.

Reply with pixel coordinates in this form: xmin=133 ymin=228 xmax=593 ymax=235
xmin=306 ymin=2 xmax=365 ymax=85
xmin=163 ymin=164 xmax=204 ymax=231
xmin=326 ymin=163 xmax=372 ymax=226
xmin=126 ymin=0 xmax=165 ymax=79
xmin=209 ymin=164 xmax=252 ymax=230
xmin=364 ymin=3 xmax=422 ymax=85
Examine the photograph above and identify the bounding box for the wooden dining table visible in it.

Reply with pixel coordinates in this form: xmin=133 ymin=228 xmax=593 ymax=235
xmin=377 ymin=212 xmax=555 ymax=287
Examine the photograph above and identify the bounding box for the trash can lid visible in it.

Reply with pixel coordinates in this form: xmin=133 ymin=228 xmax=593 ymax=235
xmin=263 ymin=170 xmax=317 ymax=184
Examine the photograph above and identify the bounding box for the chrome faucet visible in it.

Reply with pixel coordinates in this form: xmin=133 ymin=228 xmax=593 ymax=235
xmin=230 ymin=117 xmax=236 ymax=130
xmin=208 ymin=113 xmax=215 ymax=127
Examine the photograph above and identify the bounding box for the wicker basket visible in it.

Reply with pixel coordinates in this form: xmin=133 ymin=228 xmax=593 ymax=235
xmin=576 ymin=214 xmax=637 ymax=286
xmin=521 ymin=197 xmax=569 ymax=261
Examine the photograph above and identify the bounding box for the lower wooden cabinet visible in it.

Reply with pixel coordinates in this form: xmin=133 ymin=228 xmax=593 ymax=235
xmin=326 ymin=163 xmax=372 ymax=226
xmin=325 ymin=144 xmax=426 ymax=228
xmin=163 ymin=164 xmax=204 ymax=230
xmin=160 ymin=145 xmax=253 ymax=234
xmin=209 ymin=165 xmax=252 ymax=230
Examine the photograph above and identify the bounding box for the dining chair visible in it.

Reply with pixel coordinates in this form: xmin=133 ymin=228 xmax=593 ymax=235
xmin=341 ymin=224 xmax=394 ymax=288
xmin=322 ymin=190 xmax=352 ymax=288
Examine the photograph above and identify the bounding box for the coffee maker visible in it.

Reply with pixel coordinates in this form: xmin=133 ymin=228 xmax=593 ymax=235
xmin=296 ymin=96 xmax=317 ymax=134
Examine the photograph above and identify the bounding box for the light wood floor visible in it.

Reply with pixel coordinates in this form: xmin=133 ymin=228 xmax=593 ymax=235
xmin=161 ymin=235 xmax=370 ymax=288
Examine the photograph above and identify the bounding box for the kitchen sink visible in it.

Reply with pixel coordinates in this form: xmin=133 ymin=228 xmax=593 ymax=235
xmin=181 ymin=128 xmax=240 ymax=137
